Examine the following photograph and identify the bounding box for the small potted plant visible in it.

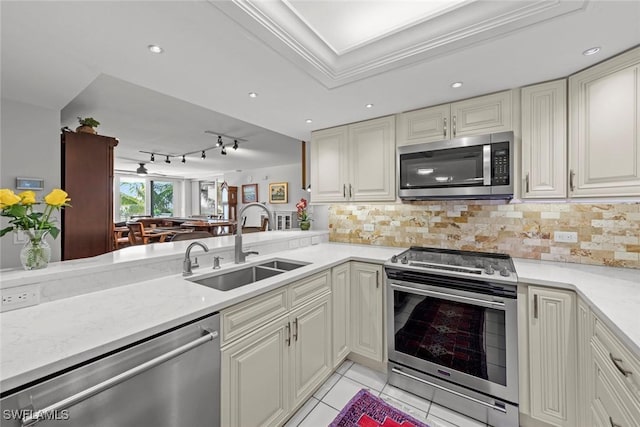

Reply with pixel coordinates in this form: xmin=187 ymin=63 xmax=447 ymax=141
xmin=296 ymin=198 xmax=311 ymax=230
xmin=76 ymin=117 xmax=100 ymax=134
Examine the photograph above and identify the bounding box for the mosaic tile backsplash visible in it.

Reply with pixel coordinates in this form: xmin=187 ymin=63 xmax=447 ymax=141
xmin=329 ymin=201 xmax=640 ymax=269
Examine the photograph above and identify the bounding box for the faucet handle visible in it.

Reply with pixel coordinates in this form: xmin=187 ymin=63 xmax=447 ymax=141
xmin=213 ymin=256 xmax=223 ymax=269
xmin=192 ymin=257 xmax=199 ymax=269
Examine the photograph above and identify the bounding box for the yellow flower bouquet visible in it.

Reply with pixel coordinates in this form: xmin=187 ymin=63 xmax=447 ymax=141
xmin=0 ymin=188 xmax=71 ymax=269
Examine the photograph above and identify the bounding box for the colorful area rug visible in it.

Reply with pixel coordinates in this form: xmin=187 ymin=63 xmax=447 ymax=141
xmin=330 ymin=389 xmax=430 ymax=427
xmin=394 ymin=297 xmax=487 ymax=379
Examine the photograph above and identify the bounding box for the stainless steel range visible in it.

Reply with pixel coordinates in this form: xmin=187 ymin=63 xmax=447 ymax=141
xmin=385 ymin=247 xmax=519 ymax=427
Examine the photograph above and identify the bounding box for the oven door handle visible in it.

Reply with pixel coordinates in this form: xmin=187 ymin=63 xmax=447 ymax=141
xmin=389 ymin=283 xmax=505 ymax=309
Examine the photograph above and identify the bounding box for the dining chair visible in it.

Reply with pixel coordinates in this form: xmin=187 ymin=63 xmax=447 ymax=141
xmin=126 ymin=222 xmax=149 ymax=245
xmin=113 ymin=223 xmax=130 ymax=250
xmin=169 ymin=231 xmax=213 ymax=241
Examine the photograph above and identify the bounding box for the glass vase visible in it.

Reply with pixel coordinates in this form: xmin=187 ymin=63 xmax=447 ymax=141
xmin=300 ymin=221 xmax=311 ymax=231
xmin=20 ymin=229 xmax=51 ymax=270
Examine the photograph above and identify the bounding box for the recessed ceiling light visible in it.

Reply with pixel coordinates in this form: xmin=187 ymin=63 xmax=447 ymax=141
xmin=248 ymin=92 xmax=258 ymax=98
xmin=365 ymin=103 xmax=374 ymax=108
xmin=148 ymin=44 xmax=164 ymax=54
xmin=582 ymin=46 xmax=601 ymax=56
xmin=451 ymin=82 xmax=463 ymax=88
xmin=305 ymin=119 xmax=313 ymax=124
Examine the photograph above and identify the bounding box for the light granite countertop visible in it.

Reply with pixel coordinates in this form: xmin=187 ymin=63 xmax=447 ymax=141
xmin=1 ymin=241 xmax=638 ymax=395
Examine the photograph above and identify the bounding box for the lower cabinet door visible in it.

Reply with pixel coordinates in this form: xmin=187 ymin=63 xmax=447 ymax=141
xmin=221 ymin=317 xmax=290 ymax=427
xmin=528 ymin=287 xmax=577 ymax=427
xmin=291 ymin=294 xmax=332 ymax=409
xmin=332 ymin=263 xmax=350 ymax=367
xmin=350 ymin=262 xmax=383 ymax=362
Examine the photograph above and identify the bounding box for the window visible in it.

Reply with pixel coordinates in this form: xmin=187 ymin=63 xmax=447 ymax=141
xmin=119 ymin=177 xmax=146 ymax=222
xmin=151 ymin=181 xmax=174 ymax=217
xmin=116 ymin=176 xmax=176 ymax=222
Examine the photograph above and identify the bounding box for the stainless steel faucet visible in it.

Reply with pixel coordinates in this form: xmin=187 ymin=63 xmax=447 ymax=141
xmin=235 ymin=202 xmax=273 ymax=263
xmin=183 ymin=241 xmax=209 ymax=276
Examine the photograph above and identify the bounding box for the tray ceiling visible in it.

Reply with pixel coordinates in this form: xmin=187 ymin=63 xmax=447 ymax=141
xmin=213 ymin=0 xmax=588 ymax=88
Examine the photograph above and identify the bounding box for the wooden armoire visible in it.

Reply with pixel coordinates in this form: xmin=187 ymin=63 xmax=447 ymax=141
xmin=61 ymin=130 xmax=118 ymax=260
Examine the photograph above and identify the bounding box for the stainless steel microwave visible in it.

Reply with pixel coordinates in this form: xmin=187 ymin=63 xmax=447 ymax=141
xmin=397 ymin=131 xmax=514 ymax=200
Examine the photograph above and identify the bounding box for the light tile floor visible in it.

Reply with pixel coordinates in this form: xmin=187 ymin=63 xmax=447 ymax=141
xmin=284 ymin=361 xmax=487 ymax=427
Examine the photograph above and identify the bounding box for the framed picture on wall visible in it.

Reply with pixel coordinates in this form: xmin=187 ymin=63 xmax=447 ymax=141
xmin=268 ymin=182 xmax=288 ymax=204
xmin=242 ymin=184 xmax=258 ymax=204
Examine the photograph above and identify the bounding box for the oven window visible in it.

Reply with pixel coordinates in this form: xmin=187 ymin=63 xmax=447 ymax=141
xmin=399 ymin=145 xmax=484 ymax=189
xmin=393 ymin=291 xmax=506 ymax=386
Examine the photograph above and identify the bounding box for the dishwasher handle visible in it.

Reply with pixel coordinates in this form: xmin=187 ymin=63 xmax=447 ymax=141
xmin=22 ymin=328 xmax=218 ymax=427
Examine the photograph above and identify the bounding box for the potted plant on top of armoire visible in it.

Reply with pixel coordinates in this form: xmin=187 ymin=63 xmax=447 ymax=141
xmin=76 ymin=116 xmax=100 ymax=134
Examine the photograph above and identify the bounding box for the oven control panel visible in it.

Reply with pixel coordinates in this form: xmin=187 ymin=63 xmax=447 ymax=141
xmin=491 ymin=142 xmax=510 ymax=186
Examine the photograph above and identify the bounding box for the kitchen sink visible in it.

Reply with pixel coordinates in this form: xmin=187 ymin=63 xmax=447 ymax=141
xmin=257 ymin=260 xmax=308 ymax=271
xmin=188 ymin=258 xmax=309 ymax=291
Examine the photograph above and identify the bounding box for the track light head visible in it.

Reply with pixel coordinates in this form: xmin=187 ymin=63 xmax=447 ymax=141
xmin=217 ymin=136 xmax=223 ymax=147
xmin=233 ymin=140 xmax=238 ymax=150
xmin=165 ymin=155 xmax=171 ymax=164
xmin=201 ymin=150 xmax=206 ymax=159
xmin=221 ymin=146 xmax=227 ymax=155
xmin=150 ymin=153 xmax=155 ymax=163
xmin=181 ymin=155 xmax=186 ymax=163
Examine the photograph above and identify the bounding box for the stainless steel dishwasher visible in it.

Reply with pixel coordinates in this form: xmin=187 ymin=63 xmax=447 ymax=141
xmin=1 ymin=312 xmax=220 ymax=427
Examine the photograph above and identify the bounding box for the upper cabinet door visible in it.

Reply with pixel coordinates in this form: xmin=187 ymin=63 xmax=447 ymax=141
xmin=521 ymin=80 xmax=567 ymax=198
xmin=348 ymin=116 xmax=396 ymax=201
xmin=569 ymin=47 xmax=640 ymax=197
xmin=450 ymin=90 xmax=513 ymax=138
xmin=396 ymin=104 xmax=450 ymax=146
xmin=310 ymin=125 xmax=349 ymax=203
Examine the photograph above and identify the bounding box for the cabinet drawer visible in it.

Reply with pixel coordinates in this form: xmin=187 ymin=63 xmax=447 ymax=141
xmin=221 ymin=287 xmax=288 ymax=346
xmin=289 ymin=271 xmax=331 ymax=309
xmin=593 ymin=317 xmax=640 ymax=402
xmin=592 ymin=343 xmax=640 ymax=426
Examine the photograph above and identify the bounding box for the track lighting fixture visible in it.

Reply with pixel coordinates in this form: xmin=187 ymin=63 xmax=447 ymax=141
xmin=217 ymin=136 xmax=223 ymax=147
xmin=150 ymin=153 xmax=155 ymax=163
xmin=221 ymin=146 xmax=227 ymax=155
xmin=136 ymin=163 xmax=148 ymax=176
xmin=182 ymin=155 xmax=186 ymax=163
xmin=233 ymin=140 xmax=238 ymax=150
xmin=165 ymin=156 xmax=171 ymax=164
xmin=201 ymin=150 xmax=206 ymax=159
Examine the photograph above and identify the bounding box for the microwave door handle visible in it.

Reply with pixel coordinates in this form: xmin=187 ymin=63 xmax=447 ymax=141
xmin=389 ymin=283 xmax=505 ymax=310
xmin=483 ymin=145 xmax=491 ymax=186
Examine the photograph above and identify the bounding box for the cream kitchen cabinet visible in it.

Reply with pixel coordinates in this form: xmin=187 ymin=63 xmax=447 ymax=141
xmin=310 ymin=115 xmax=395 ymax=203
xmin=332 ymin=262 xmax=350 ymax=367
xmin=589 ymin=310 xmax=640 ymax=426
xmin=290 ymin=294 xmax=332 ymax=409
xmin=569 ymin=46 xmax=640 ymax=197
xmin=221 ymin=316 xmax=291 ymax=427
xmin=521 ymin=80 xmax=567 ymax=198
xmin=527 ymin=286 xmax=577 ymax=427
xmin=221 ymin=271 xmax=332 ymax=427
xmin=350 ymin=262 xmax=384 ymax=363
xmin=576 ymin=298 xmax=593 ymax=427
xmin=396 ymin=90 xmax=513 ymax=146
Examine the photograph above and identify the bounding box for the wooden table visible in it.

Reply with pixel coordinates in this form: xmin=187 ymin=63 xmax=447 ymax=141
xmin=180 ymin=220 xmax=236 ymax=236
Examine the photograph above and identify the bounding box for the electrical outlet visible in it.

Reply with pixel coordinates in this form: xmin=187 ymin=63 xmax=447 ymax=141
xmin=363 ymin=224 xmax=374 ymax=232
xmin=1 ymin=284 xmax=39 ymax=312
xmin=554 ymin=231 xmax=578 ymax=243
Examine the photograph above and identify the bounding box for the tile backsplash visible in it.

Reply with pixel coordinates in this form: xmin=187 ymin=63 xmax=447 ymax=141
xmin=329 ymin=201 xmax=640 ymax=269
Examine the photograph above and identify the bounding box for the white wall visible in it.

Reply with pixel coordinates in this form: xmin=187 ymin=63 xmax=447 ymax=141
xmin=224 ymin=163 xmax=321 ymax=228
xmin=1 ymin=98 xmax=61 ymax=268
